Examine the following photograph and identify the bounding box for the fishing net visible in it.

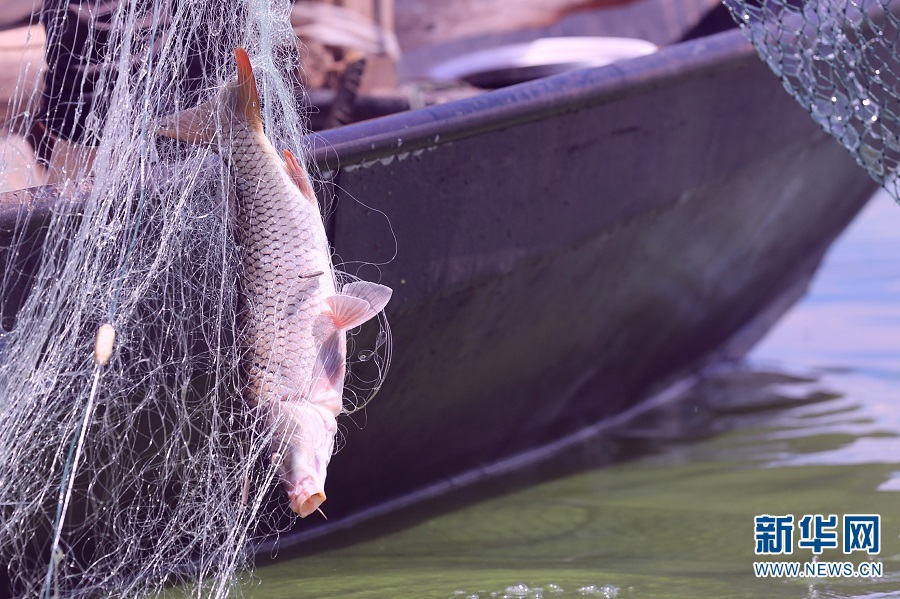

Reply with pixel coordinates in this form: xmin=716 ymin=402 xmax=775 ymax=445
xmin=724 ymin=0 xmax=900 ymax=199
xmin=0 ymin=1 xmax=390 ymax=597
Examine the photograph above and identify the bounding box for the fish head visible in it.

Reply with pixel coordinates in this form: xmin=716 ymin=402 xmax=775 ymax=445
xmin=278 ymin=401 xmax=337 ymax=518
xmin=287 ymin=478 xmax=327 ymax=518
xmin=283 ymin=440 xmax=332 ymax=518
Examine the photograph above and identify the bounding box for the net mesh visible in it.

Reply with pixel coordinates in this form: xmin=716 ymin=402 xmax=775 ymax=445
xmin=724 ymin=0 xmax=900 ymax=199
xmin=0 ymin=1 xmax=390 ymax=597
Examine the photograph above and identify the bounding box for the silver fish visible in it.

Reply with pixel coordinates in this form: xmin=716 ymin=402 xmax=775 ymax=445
xmin=158 ymin=48 xmax=391 ymax=517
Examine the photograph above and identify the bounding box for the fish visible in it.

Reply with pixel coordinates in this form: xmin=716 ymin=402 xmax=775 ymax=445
xmin=157 ymin=48 xmax=391 ymax=517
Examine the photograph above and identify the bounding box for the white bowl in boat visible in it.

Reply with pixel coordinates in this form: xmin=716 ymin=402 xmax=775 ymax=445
xmin=427 ymin=36 xmax=658 ymax=88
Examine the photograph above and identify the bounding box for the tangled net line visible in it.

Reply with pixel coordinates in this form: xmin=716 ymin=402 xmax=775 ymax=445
xmin=724 ymin=0 xmax=900 ymax=199
xmin=0 ymin=0 xmax=390 ymax=597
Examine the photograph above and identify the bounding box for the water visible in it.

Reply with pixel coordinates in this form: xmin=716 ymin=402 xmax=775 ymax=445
xmin=248 ymin=190 xmax=900 ymax=598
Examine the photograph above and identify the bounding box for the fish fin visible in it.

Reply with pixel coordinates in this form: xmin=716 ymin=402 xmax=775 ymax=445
xmin=283 ymin=149 xmax=316 ymax=201
xmin=156 ymin=48 xmax=259 ymax=143
xmin=341 ymin=281 xmax=392 ymax=315
xmin=326 ymin=294 xmax=372 ymax=330
xmin=325 ymin=283 xmax=391 ymax=330
xmin=234 ymin=48 xmax=263 ymax=131
xmin=157 ymin=98 xmax=219 ymax=145
xmin=318 ymin=330 xmax=345 ymax=385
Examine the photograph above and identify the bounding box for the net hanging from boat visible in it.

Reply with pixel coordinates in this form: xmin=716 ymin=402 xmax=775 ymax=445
xmin=724 ymin=0 xmax=900 ymax=200
xmin=0 ymin=1 xmax=391 ymax=597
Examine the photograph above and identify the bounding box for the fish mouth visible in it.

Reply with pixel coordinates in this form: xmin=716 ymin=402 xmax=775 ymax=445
xmin=288 ymin=481 xmax=326 ymax=518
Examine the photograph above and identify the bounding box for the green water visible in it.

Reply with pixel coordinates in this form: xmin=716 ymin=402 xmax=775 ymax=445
xmin=248 ymin=193 xmax=900 ymax=598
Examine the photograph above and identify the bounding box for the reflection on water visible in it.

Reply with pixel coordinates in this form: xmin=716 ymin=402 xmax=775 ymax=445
xmin=249 ymin=191 xmax=900 ymax=598
xmin=753 ymin=190 xmax=900 ymax=373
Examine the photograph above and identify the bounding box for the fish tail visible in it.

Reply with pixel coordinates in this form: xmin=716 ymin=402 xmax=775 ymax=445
xmin=157 ymin=47 xmax=262 ymax=145
xmin=234 ymin=48 xmax=263 ymax=131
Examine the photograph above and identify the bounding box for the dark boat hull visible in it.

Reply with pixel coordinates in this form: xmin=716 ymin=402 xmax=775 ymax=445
xmin=298 ymin=28 xmax=876 ymax=538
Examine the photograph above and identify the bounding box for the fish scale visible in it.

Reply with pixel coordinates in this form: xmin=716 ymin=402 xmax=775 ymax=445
xmin=230 ymin=130 xmax=335 ymax=406
xmin=158 ymin=48 xmax=392 ymax=517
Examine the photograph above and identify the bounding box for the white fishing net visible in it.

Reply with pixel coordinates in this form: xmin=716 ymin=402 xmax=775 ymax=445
xmin=724 ymin=0 xmax=900 ymax=199
xmin=0 ymin=1 xmax=390 ymax=597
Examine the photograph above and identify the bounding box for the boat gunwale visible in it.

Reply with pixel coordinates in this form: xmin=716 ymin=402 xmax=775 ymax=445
xmin=310 ymin=28 xmax=754 ymax=170
xmin=0 ymin=28 xmax=755 ymax=230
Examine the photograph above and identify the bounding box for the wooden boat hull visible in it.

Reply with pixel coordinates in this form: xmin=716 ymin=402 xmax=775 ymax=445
xmin=293 ymin=27 xmax=877 ymax=538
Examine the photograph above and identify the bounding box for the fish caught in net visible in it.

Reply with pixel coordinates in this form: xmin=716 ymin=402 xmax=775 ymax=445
xmin=724 ymin=0 xmax=900 ymax=199
xmin=0 ymin=1 xmax=392 ymax=597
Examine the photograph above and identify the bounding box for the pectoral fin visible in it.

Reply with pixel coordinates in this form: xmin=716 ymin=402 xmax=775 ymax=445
xmin=318 ymin=330 xmax=345 ymax=385
xmin=322 ymin=283 xmax=391 ymax=383
xmin=341 ymin=282 xmax=392 ymax=315
xmin=326 ymin=282 xmax=391 ymax=330
xmin=326 ymin=294 xmax=372 ymax=330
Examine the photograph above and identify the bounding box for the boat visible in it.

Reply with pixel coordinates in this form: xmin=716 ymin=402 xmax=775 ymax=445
xmin=0 ymin=1 xmax=878 ymax=562
xmin=281 ymin=26 xmax=879 ymax=541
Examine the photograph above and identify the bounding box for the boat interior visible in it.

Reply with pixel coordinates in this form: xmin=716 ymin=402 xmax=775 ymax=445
xmin=0 ymin=0 xmax=739 ymax=189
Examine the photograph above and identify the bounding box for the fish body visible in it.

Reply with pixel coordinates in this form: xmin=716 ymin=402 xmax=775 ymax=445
xmin=158 ymin=49 xmax=391 ymax=517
